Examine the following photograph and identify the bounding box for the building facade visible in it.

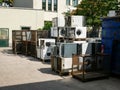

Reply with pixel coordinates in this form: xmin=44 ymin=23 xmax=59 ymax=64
xmin=0 ymin=0 xmax=82 ymax=46
xmin=13 ymin=0 xmax=82 ymax=20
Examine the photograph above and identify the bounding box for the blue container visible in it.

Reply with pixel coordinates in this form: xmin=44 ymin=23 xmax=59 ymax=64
xmin=102 ymin=20 xmax=120 ymax=28
xmin=111 ymin=40 xmax=120 ymax=74
xmin=115 ymin=28 xmax=120 ymax=40
xmin=102 ymin=28 xmax=115 ymax=39
xmin=112 ymin=55 xmax=120 ymax=74
xmin=101 ymin=39 xmax=113 ymax=54
xmin=103 ymin=55 xmax=111 ymax=73
xmin=102 ymin=16 xmax=120 ymax=75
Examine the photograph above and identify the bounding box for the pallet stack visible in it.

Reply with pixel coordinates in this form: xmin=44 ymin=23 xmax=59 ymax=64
xmin=12 ymin=30 xmax=50 ymax=57
xmin=12 ymin=30 xmax=22 ymax=54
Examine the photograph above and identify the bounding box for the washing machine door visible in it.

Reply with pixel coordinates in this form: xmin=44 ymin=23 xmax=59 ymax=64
xmin=46 ymin=42 xmax=51 ymax=47
xmin=75 ymin=28 xmax=82 ymax=38
xmin=59 ymin=27 xmax=65 ymax=37
xmin=84 ymin=57 xmax=94 ymax=71
xmin=75 ymin=27 xmax=87 ymax=38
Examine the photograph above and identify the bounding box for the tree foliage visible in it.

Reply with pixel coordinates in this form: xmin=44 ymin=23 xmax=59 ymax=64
xmin=71 ymin=0 xmax=119 ymax=37
xmin=0 ymin=0 xmax=14 ymax=7
xmin=72 ymin=0 xmax=119 ymax=27
xmin=43 ymin=21 xmax=52 ymax=30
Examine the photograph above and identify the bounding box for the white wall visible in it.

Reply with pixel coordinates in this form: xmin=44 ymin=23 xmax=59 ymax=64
xmin=33 ymin=0 xmax=42 ymax=9
xmin=0 ymin=7 xmax=44 ymax=46
xmin=44 ymin=11 xmax=58 ymax=21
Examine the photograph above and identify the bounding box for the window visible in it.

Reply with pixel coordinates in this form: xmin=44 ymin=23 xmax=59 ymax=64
xmin=48 ymin=0 xmax=52 ymax=11
xmin=66 ymin=0 xmax=70 ymax=5
xmin=21 ymin=26 xmax=30 ymax=30
xmin=72 ymin=0 xmax=78 ymax=7
xmin=42 ymin=0 xmax=46 ymax=10
xmin=54 ymin=0 xmax=57 ymax=11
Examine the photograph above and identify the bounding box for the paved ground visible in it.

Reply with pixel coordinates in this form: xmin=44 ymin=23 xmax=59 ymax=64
xmin=0 ymin=47 xmax=120 ymax=90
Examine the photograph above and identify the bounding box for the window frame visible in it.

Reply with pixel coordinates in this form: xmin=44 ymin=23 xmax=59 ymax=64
xmin=48 ymin=0 xmax=52 ymax=11
xmin=42 ymin=0 xmax=46 ymax=10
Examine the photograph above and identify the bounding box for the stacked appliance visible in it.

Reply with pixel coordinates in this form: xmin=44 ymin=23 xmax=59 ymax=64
xmin=51 ymin=16 xmax=65 ymax=38
xmin=37 ymin=38 xmax=55 ymax=61
xmin=51 ymin=15 xmax=88 ymax=74
xmin=51 ymin=15 xmax=104 ymax=76
xmin=65 ymin=15 xmax=86 ymax=39
xmin=52 ymin=43 xmax=80 ymax=73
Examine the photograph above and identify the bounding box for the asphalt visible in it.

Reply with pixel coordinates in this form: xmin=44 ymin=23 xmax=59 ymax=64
xmin=0 ymin=47 xmax=120 ymax=90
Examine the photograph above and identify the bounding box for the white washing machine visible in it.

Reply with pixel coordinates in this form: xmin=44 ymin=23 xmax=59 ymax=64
xmin=75 ymin=27 xmax=87 ymax=39
xmin=38 ymin=38 xmax=55 ymax=61
xmin=51 ymin=27 xmax=65 ymax=38
xmin=66 ymin=27 xmax=87 ymax=39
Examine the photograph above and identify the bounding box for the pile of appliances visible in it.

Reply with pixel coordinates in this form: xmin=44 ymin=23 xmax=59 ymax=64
xmin=51 ymin=15 xmax=86 ymax=39
xmin=50 ymin=15 xmax=103 ymax=75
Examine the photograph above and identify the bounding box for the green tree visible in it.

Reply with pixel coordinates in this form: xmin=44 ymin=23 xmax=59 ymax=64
xmin=0 ymin=0 xmax=14 ymax=7
xmin=72 ymin=0 xmax=119 ymax=37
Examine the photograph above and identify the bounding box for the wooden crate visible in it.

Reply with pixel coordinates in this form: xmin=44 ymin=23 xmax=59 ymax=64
xmin=12 ymin=40 xmax=22 ymax=54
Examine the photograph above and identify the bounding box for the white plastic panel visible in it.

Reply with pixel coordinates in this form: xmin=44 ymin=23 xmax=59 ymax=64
xmin=82 ymin=43 xmax=92 ymax=55
xmin=71 ymin=16 xmax=85 ymax=27
xmin=52 ymin=17 xmax=65 ymax=27
xmin=36 ymin=47 xmax=41 ymax=58
xmin=62 ymin=58 xmax=72 ymax=70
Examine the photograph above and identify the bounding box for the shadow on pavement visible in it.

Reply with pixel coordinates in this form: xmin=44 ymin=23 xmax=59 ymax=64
xmin=0 ymin=77 xmax=120 ymax=90
xmin=38 ymin=68 xmax=58 ymax=75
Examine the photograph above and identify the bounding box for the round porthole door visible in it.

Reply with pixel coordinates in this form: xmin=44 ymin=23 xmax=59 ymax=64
xmin=76 ymin=29 xmax=82 ymax=36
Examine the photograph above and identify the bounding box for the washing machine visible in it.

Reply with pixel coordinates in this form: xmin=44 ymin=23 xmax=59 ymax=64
xmin=38 ymin=38 xmax=55 ymax=61
xmin=66 ymin=27 xmax=87 ymax=39
xmin=51 ymin=27 xmax=65 ymax=38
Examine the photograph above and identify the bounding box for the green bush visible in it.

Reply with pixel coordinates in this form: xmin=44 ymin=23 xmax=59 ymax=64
xmin=43 ymin=21 xmax=52 ymax=30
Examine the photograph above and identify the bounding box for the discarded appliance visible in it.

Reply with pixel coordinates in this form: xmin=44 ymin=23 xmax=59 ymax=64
xmin=72 ymin=54 xmax=109 ymax=82
xmin=66 ymin=27 xmax=87 ymax=39
xmin=52 ymin=16 xmax=65 ymax=27
xmin=51 ymin=27 xmax=65 ymax=38
xmin=78 ymin=55 xmax=95 ymax=71
xmin=65 ymin=15 xmax=86 ymax=27
xmin=37 ymin=38 xmax=55 ymax=61
xmin=51 ymin=43 xmax=80 ymax=74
